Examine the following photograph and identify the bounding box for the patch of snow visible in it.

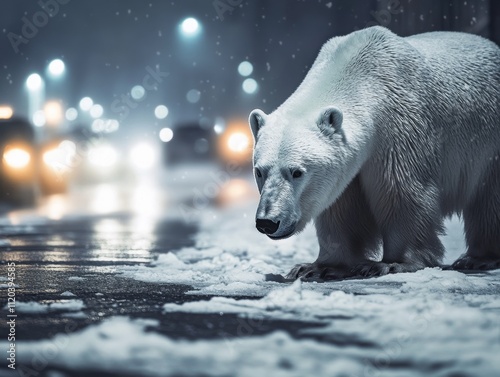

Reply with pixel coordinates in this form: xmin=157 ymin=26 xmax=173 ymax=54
xmin=68 ymin=276 xmax=86 ymax=281
xmin=121 ymin=202 xmax=470 ymax=298
xmin=13 ymin=301 xmax=50 ymax=314
xmin=162 ymin=274 xmax=500 ymax=375
xmin=11 ymin=316 xmax=369 ymax=377
xmin=120 ymin=203 xmax=317 ymax=296
xmin=116 ymin=193 xmax=499 ymax=375
xmin=61 ymin=291 xmax=76 ymax=297
xmin=9 ymin=300 xmax=85 ymax=313
xmin=50 ymin=300 xmax=85 ymax=311
xmin=61 ymin=311 xmax=88 ymax=319
xmin=10 ymin=311 xmax=500 ymax=376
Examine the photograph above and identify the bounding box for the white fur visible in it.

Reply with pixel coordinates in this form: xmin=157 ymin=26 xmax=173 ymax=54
xmin=250 ymin=26 xmax=500 ymax=278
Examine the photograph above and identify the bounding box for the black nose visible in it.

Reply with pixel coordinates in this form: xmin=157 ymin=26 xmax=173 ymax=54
xmin=256 ymin=219 xmax=280 ymax=235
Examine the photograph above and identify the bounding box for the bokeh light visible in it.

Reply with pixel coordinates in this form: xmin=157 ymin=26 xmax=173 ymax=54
xmin=227 ymin=132 xmax=250 ymax=152
xmin=79 ymin=97 xmax=93 ymax=111
xmin=88 ymin=145 xmax=119 ymax=168
xmin=3 ymin=147 xmax=31 ymax=169
xmin=0 ymin=105 xmax=14 ymax=119
xmin=180 ymin=17 xmax=200 ymax=37
xmin=186 ymin=89 xmax=201 ymax=103
xmin=44 ymin=101 xmax=64 ymax=126
xmin=238 ymin=61 xmax=253 ymax=76
xmin=32 ymin=110 xmax=46 ymax=127
xmin=65 ymin=107 xmax=78 ymax=121
xmin=90 ymin=104 xmax=104 ymax=118
xmin=154 ymin=105 xmax=169 ymax=119
xmin=242 ymin=78 xmax=258 ymax=94
xmin=48 ymin=59 xmax=66 ymax=77
xmin=131 ymin=85 xmax=146 ymax=100
xmin=26 ymin=74 xmax=43 ymax=91
xmin=159 ymin=128 xmax=174 ymax=142
xmin=129 ymin=143 xmax=156 ymax=170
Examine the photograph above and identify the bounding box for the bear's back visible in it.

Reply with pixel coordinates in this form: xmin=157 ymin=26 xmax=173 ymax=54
xmin=405 ymin=31 xmax=500 ymax=93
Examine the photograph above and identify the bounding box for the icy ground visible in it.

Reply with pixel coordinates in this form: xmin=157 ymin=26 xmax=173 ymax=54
xmin=11 ymin=199 xmax=500 ymax=377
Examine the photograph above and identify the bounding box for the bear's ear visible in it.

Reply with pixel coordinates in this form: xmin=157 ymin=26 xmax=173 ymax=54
xmin=317 ymin=107 xmax=343 ymax=133
xmin=249 ymin=109 xmax=267 ymax=140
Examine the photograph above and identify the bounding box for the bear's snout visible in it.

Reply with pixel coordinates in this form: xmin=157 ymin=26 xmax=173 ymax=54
xmin=256 ymin=218 xmax=280 ymax=235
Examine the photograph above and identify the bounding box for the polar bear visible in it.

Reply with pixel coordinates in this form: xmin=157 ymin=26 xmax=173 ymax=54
xmin=249 ymin=26 xmax=500 ymax=280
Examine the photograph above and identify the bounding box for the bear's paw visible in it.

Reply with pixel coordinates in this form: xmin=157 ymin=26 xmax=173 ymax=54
xmin=286 ymin=263 xmax=353 ymax=282
xmin=452 ymin=255 xmax=500 ymax=271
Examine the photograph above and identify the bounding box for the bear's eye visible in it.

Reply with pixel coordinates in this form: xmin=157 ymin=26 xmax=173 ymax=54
xmin=255 ymin=168 xmax=262 ymax=178
xmin=292 ymin=170 xmax=303 ymax=179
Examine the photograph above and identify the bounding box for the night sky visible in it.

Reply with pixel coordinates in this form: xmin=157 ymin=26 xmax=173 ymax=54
xmin=0 ymin=0 xmax=493 ymax=139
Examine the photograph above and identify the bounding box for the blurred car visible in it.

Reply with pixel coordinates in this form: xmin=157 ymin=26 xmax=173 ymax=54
xmin=162 ymin=122 xmax=216 ymax=165
xmin=38 ymin=137 xmax=74 ymax=195
xmin=0 ymin=106 xmax=75 ymax=207
xmin=61 ymin=125 xmax=131 ymax=184
xmin=162 ymin=118 xmax=253 ymax=168
xmin=0 ymin=114 xmax=37 ymax=206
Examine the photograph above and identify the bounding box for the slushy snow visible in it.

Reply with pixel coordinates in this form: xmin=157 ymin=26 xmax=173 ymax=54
xmin=9 ymin=199 xmax=500 ymax=376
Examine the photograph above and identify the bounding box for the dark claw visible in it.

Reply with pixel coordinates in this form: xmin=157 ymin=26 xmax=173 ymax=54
xmin=452 ymin=255 xmax=500 ymax=271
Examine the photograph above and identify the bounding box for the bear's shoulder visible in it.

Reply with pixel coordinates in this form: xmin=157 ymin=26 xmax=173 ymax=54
xmin=316 ymin=26 xmax=404 ymax=64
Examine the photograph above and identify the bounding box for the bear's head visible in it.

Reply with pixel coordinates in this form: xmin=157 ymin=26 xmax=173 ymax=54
xmin=249 ymin=106 xmax=359 ymax=240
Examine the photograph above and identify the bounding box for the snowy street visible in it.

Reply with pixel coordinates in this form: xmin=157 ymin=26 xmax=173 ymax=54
xmin=1 ymin=165 xmax=499 ymax=377
xmin=1 ymin=1 xmax=499 ymax=376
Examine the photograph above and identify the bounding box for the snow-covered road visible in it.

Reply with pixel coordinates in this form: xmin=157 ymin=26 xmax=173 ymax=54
xmin=10 ymin=198 xmax=500 ymax=377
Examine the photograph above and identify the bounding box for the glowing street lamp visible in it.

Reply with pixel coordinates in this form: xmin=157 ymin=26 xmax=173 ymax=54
xmin=26 ymin=74 xmax=45 ymax=123
xmin=180 ymin=17 xmax=201 ymax=38
xmin=47 ymin=59 xmax=65 ymax=78
xmin=26 ymin=73 xmax=44 ymax=91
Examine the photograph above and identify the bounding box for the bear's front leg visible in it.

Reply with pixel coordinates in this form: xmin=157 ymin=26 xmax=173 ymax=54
xmin=287 ymin=177 xmax=381 ymax=281
xmin=350 ymin=191 xmax=445 ymax=278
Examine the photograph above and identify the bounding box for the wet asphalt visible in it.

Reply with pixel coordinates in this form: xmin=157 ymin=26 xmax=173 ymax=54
xmin=0 ymin=210 xmax=326 ymax=377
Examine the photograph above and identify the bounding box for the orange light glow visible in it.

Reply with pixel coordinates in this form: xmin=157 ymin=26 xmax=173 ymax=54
xmin=217 ymin=119 xmax=253 ymax=164
xmin=44 ymin=100 xmax=64 ymax=126
xmin=3 ymin=147 xmax=31 ymax=169
xmin=217 ymin=179 xmax=258 ymax=206
xmin=0 ymin=105 xmax=13 ymax=119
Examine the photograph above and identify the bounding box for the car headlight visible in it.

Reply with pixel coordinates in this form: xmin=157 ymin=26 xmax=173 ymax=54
xmin=3 ymin=147 xmax=31 ymax=169
xmin=42 ymin=140 xmax=77 ymax=173
xmin=88 ymin=145 xmax=118 ymax=168
xmin=0 ymin=105 xmax=14 ymax=120
xmin=227 ymin=132 xmax=250 ymax=153
xmin=129 ymin=142 xmax=156 ymax=170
